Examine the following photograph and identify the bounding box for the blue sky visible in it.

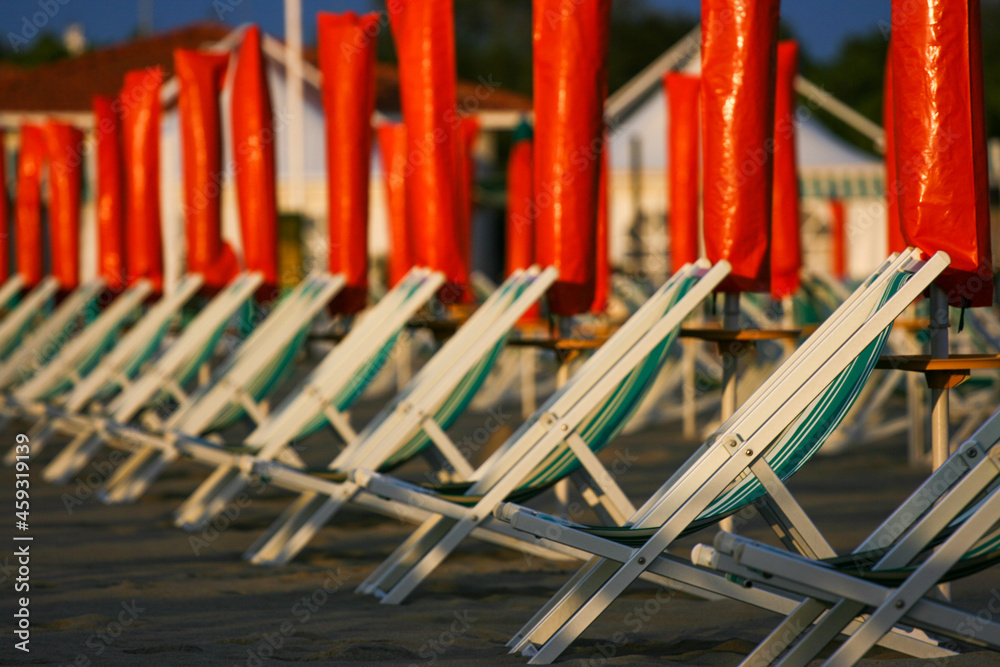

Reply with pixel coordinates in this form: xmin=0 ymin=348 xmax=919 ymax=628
xmin=2 ymin=0 xmax=890 ymax=62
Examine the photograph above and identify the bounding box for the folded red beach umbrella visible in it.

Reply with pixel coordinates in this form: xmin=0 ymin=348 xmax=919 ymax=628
xmin=93 ymin=96 xmax=126 ymax=291
xmin=533 ymin=0 xmax=611 ymax=316
xmin=891 ymin=0 xmax=992 ymax=307
xmin=665 ymin=72 xmax=701 ymax=274
xmin=15 ymin=124 xmax=46 ymax=288
xmin=770 ymin=40 xmax=801 ymax=300
xmin=388 ymin=0 xmax=468 ymax=295
xmin=590 ymin=140 xmax=609 ymax=314
xmin=175 ymin=48 xmax=238 ymax=291
xmin=42 ymin=121 xmax=83 ymax=291
xmin=319 ymin=11 xmax=379 ymax=313
xmin=0 ymin=129 xmax=8 ymax=284
xmin=121 ymin=67 xmax=164 ymax=292
xmin=505 ymin=126 xmax=533 ymax=277
xmin=377 ymin=123 xmax=412 ymax=288
xmin=231 ymin=26 xmax=279 ymax=292
xmin=700 ymin=0 xmax=779 ymax=294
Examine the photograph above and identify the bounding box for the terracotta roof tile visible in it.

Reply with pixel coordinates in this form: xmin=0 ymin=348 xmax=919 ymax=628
xmin=1 ymin=23 xmax=531 ymax=116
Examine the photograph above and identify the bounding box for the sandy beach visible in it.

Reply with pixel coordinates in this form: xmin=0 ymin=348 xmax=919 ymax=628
xmin=2 ymin=375 xmax=999 ymax=667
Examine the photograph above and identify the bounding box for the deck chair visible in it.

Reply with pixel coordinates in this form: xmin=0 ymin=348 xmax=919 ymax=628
xmin=90 ymin=269 xmax=446 ymax=506
xmin=4 ymin=273 xmax=262 ymax=466
xmin=0 ymin=273 xmax=30 ymax=322
xmin=0 ymin=279 xmax=154 ymax=407
xmin=39 ymin=272 xmax=344 ymax=494
xmin=163 ymin=268 xmax=548 ymax=527
xmin=941 ymin=308 xmax=1000 ymax=448
xmin=351 ymin=260 xmax=731 ymax=604
xmin=0 ymin=276 xmax=60 ymax=360
xmin=804 ymin=269 xmax=919 ymax=454
xmin=203 ymin=267 xmax=557 ymax=566
xmin=490 ymin=249 xmax=952 ymax=664
xmin=0 ymin=278 xmax=109 ymax=390
xmin=693 ymin=406 xmax=1000 ymax=666
xmin=170 ymin=267 xmax=446 ymax=528
xmin=0 ymin=278 xmax=158 ymax=456
xmin=238 ymin=264 xmax=721 ymax=570
xmin=0 ymin=274 xmax=28 ymax=318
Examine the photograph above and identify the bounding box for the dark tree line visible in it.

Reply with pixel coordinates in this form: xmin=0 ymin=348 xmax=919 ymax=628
xmin=374 ymin=0 xmax=1000 ymax=152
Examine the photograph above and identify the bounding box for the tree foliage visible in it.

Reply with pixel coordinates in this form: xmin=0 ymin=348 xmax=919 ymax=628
xmin=374 ymin=0 xmax=1000 ymax=152
xmin=0 ymin=32 xmax=69 ymax=67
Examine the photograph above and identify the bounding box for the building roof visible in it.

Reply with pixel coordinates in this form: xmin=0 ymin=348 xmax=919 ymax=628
xmin=0 ymin=23 xmax=530 ymax=116
xmin=0 ymin=24 xmax=230 ymax=113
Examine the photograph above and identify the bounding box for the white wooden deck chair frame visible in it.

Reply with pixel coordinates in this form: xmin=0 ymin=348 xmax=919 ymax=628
xmin=39 ymin=272 xmax=264 ymax=483
xmin=493 ymin=249 xmax=952 ymax=664
xmin=0 ymin=274 xmax=27 ymax=315
xmin=816 ymin=270 xmax=999 ymax=458
xmin=945 ymin=308 xmax=1000 ymax=447
xmin=8 ymin=278 xmax=177 ymax=411
xmin=0 ymin=278 xmax=107 ymax=390
xmin=806 ymin=269 xmax=917 ymax=453
xmin=171 ymin=267 xmax=446 ymax=529
xmin=0 ymin=276 xmax=57 ymax=357
xmin=0 ymin=277 xmax=157 ymax=462
xmin=91 ymin=272 xmax=346 ymax=504
xmin=11 ymin=273 xmax=262 ymax=466
xmin=693 ymin=406 xmax=1000 ymax=666
xmin=39 ymin=272 xmax=343 ymax=491
xmin=100 ymin=269 xmax=441 ymax=503
xmin=234 ymin=266 xmax=559 ymax=566
xmin=234 ymin=263 xmax=720 ymax=576
xmin=188 ymin=263 xmax=702 ymax=565
xmin=352 ymin=260 xmax=731 ymax=604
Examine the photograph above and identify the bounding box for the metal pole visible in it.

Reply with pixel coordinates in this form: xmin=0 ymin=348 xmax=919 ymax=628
xmin=929 ymin=285 xmax=950 ymax=470
xmin=721 ymin=292 xmax=741 ymax=420
xmin=520 ymin=347 xmax=537 ymax=419
xmin=554 ymin=316 xmax=573 ymax=513
xmin=929 ymin=284 xmax=950 ymax=600
xmin=284 ymin=0 xmax=306 ymax=212
xmin=781 ymin=295 xmax=795 ymax=328
xmin=682 ymin=340 xmax=697 ymax=438
xmin=903 ymin=303 xmax=927 ymax=465
xmin=395 ymin=330 xmax=412 ymax=391
xmin=719 ymin=292 xmax=741 ymax=533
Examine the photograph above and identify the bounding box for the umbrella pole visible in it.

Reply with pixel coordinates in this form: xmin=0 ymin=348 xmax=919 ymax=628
xmin=554 ymin=315 xmax=574 ymax=513
xmin=719 ymin=292 xmax=741 ymax=532
xmin=929 ymin=285 xmax=950 ymax=470
xmin=682 ymin=339 xmax=698 ymax=438
xmin=929 ymin=284 xmax=951 ymax=599
xmin=721 ymin=292 xmax=741 ymax=420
